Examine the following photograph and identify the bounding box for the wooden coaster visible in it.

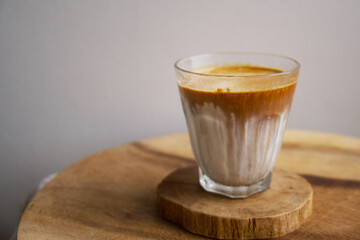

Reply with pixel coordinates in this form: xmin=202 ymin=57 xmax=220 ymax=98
xmin=157 ymin=164 xmax=313 ymax=239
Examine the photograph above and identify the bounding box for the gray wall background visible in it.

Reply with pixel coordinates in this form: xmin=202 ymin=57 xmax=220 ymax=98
xmin=1 ymin=0 xmax=359 ymax=238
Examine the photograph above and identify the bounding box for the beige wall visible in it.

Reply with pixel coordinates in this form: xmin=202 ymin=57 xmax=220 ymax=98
xmin=1 ymin=0 xmax=359 ymax=238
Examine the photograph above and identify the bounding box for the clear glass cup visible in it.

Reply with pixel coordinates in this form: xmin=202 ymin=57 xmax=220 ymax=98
xmin=175 ymin=53 xmax=299 ymax=198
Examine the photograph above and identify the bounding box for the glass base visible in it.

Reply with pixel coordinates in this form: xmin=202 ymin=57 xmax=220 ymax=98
xmin=199 ymin=168 xmax=272 ymax=198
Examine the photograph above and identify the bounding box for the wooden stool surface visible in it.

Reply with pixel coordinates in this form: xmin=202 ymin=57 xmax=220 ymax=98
xmin=18 ymin=130 xmax=360 ymax=240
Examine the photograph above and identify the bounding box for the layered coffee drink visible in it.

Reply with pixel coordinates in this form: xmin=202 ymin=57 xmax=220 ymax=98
xmin=175 ymin=53 xmax=299 ymax=198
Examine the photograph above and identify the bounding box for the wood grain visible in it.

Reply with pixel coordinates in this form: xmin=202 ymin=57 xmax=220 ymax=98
xmin=17 ymin=130 xmax=360 ymax=240
xmin=158 ymin=166 xmax=313 ymax=239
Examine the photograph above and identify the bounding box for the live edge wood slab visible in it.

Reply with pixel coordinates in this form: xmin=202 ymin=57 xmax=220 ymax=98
xmin=157 ymin=166 xmax=313 ymax=239
xmin=18 ymin=130 xmax=360 ymax=240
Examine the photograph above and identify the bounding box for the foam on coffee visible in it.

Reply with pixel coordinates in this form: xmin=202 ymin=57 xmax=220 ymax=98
xmin=180 ymin=65 xmax=294 ymax=93
xmin=197 ymin=65 xmax=282 ymax=76
xmin=178 ymin=64 xmax=297 ymax=186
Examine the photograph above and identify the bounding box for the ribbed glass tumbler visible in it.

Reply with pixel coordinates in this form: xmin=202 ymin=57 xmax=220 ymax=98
xmin=175 ymin=53 xmax=299 ymax=198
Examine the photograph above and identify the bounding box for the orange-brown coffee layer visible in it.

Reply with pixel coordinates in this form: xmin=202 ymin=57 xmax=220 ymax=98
xmin=179 ymin=82 xmax=296 ymax=118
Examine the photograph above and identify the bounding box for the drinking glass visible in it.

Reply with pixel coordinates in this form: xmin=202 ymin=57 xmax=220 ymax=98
xmin=175 ymin=53 xmax=299 ymax=198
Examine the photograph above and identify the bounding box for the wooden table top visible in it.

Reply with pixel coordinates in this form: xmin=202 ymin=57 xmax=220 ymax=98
xmin=18 ymin=130 xmax=360 ymax=239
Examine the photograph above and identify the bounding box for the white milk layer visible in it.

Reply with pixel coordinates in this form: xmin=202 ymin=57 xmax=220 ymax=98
xmin=181 ymin=97 xmax=289 ymax=186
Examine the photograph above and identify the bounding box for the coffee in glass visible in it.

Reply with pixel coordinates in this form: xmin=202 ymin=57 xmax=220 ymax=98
xmin=175 ymin=53 xmax=299 ymax=198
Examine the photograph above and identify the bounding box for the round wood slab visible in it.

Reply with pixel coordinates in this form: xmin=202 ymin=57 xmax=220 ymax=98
xmin=18 ymin=130 xmax=360 ymax=240
xmin=157 ymin=166 xmax=313 ymax=239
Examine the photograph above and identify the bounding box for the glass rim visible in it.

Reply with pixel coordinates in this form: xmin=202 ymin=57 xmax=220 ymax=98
xmin=174 ymin=52 xmax=300 ymax=78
